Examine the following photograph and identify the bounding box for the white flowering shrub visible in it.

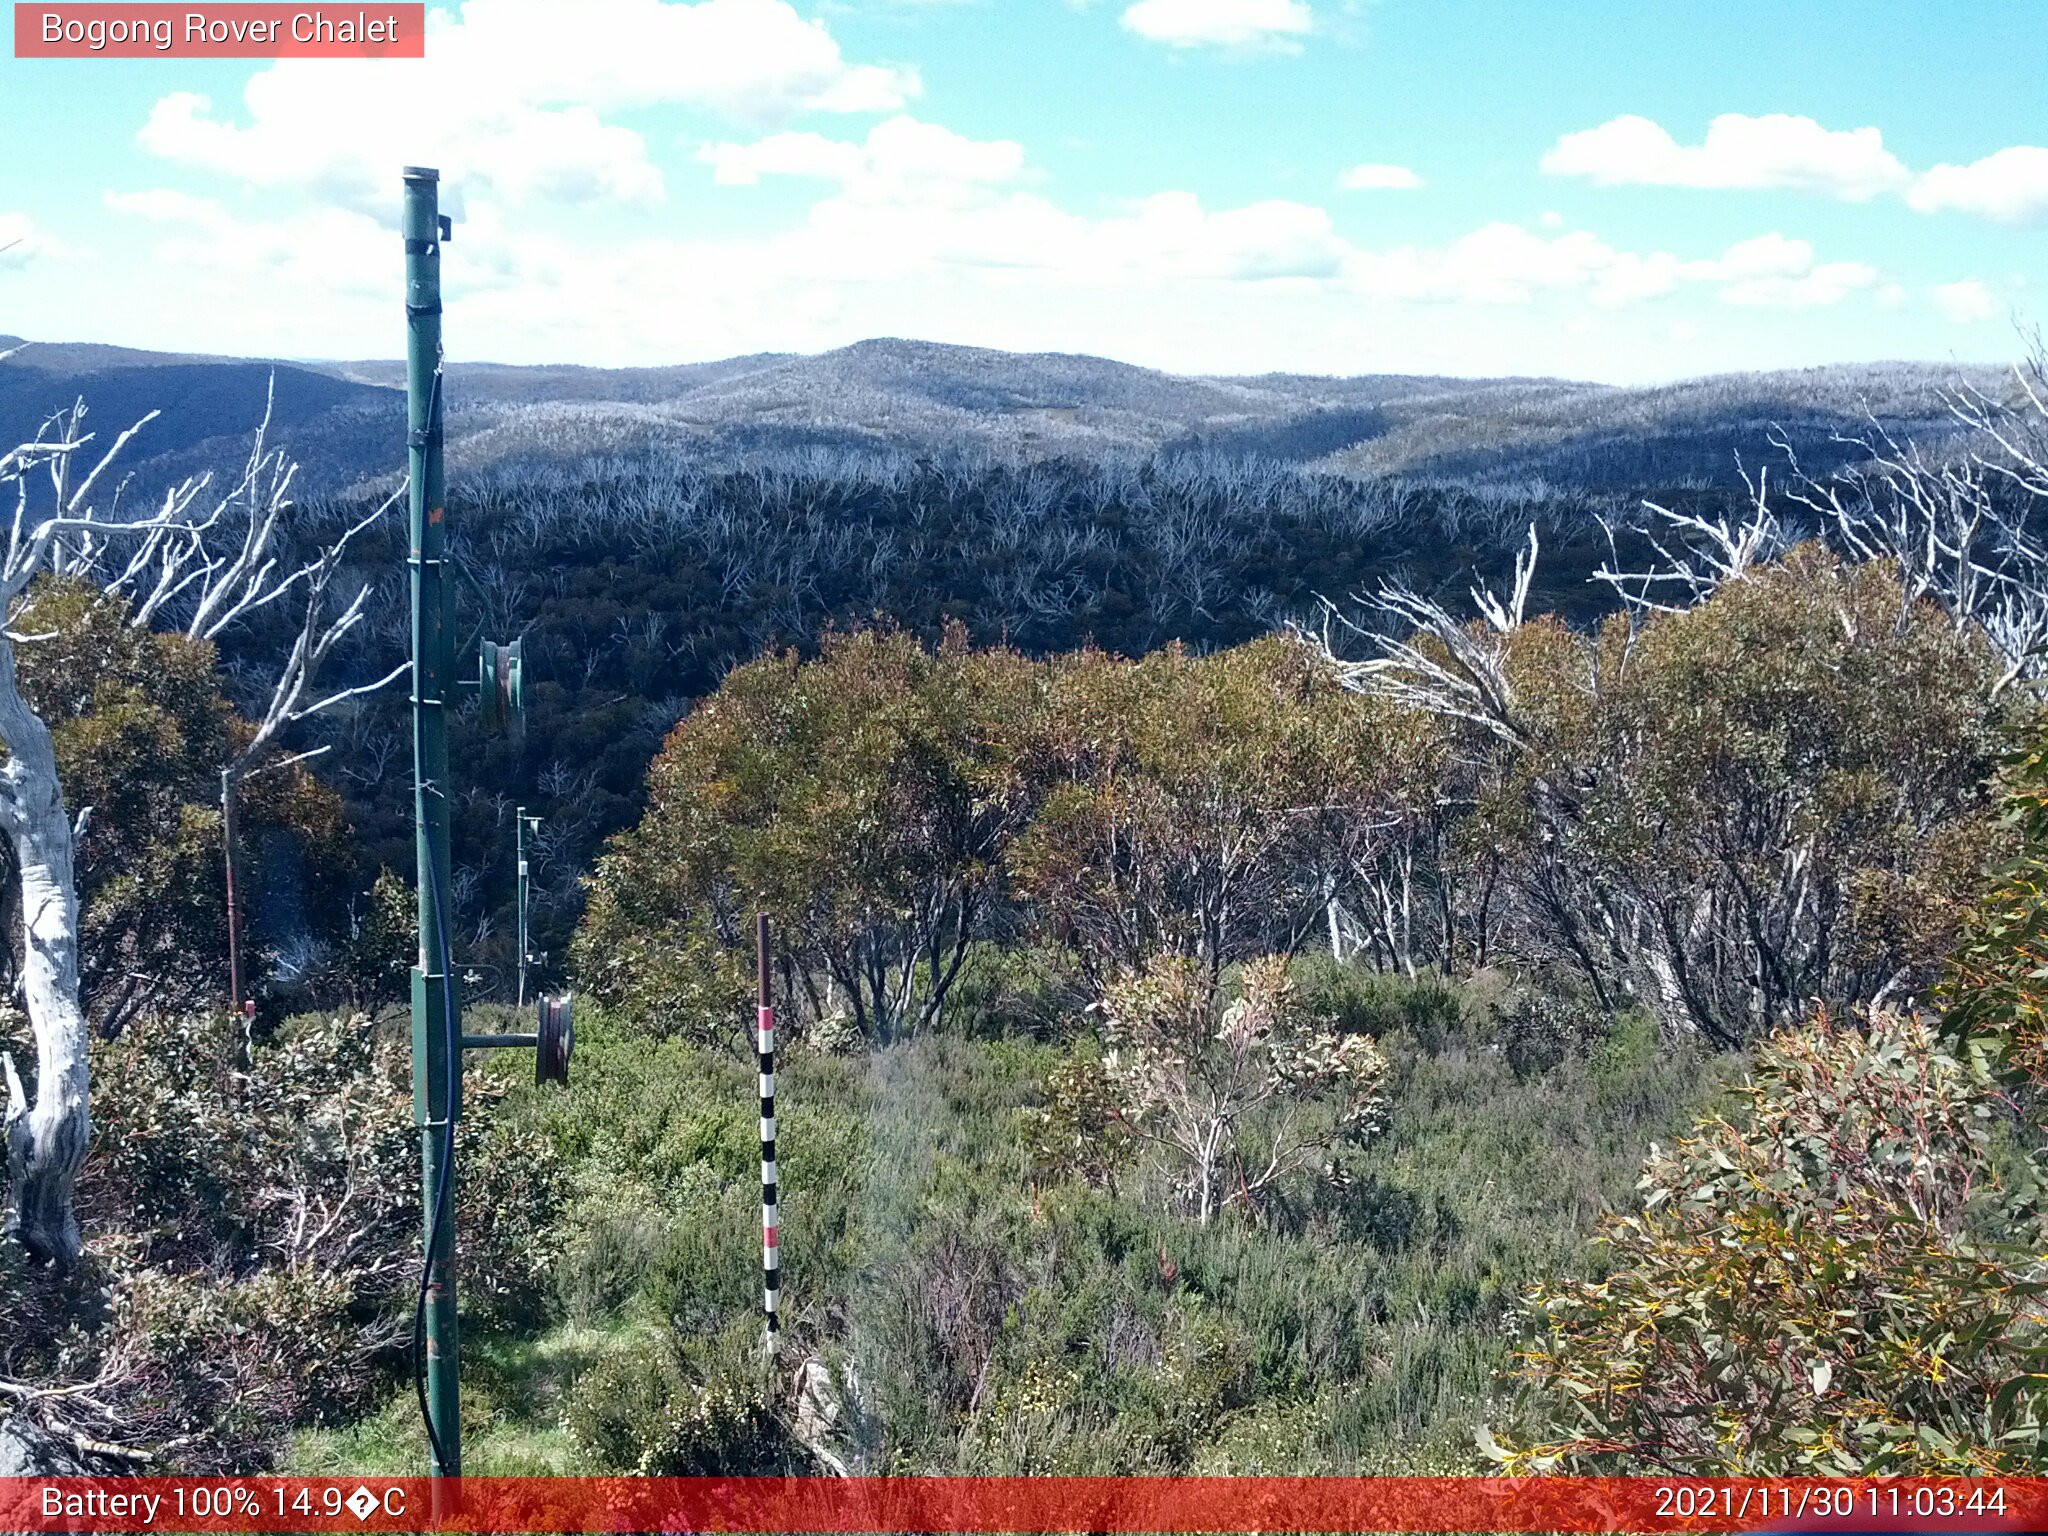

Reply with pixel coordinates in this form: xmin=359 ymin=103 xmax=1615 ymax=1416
xmin=1090 ymin=955 xmax=1388 ymax=1225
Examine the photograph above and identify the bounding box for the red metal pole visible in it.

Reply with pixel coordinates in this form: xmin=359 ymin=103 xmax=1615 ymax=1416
xmin=222 ymin=769 xmax=243 ymax=1012
xmin=757 ymin=913 xmax=778 ymax=1351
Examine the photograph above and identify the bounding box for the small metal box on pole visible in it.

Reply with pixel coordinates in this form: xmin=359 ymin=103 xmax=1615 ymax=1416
xmin=516 ymin=807 xmax=542 ymax=1007
xmin=479 ymin=637 xmax=523 ymax=735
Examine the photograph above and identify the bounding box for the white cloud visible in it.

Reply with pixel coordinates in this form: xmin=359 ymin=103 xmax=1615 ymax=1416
xmin=1541 ymin=113 xmax=1910 ymax=200
xmin=1341 ymin=224 xmax=1876 ymax=310
xmin=693 ymin=118 xmax=1345 ymax=281
xmin=143 ymin=87 xmax=668 ymax=210
xmin=1932 ymin=279 xmax=2000 ymax=324
xmin=1667 ymin=233 xmax=1875 ymax=308
xmin=1710 ymin=232 xmax=1814 ymax=279
xmin=1337 ymin=162 xmax=1422 ymax=191
xmin=105 ymin=189 xmax=395 ymax=299
xmin=1089 ymin=192 xmax=1345 ymax=280
xmin=697 ymin=118 xmax=1887 ymax=308
xmin=76 ymin=181 xmax=1909 ymax=381
xmin=1119 ymin=0 xmax=1312 ymax=51
xmin=691 ymin=117 xmax=1881 ymax=311
xmin=1346 ymin=223 xmax=1628 ymax=305
xmin=783 ymin=184 xmax=1348 ymax=285
xmin=1544 ymin=112 xmax=2048 ymax=228
xmin=700 ymin=132 xmax=867 ymax=186
xmin=700 ymin=116 xmax=1027 ymax=204
xmin=136 ymin=0 xmax=918 ymax=214
xmin=1715 ymin=262 xmax=1878 ymax=309
xmin=98 ymin=82 xmax=1901 ymax=383
xmin=1908 ymin=146 xmax=2048 ymax=225
xmin=113 ymin=81 xmax=1895 ymax=355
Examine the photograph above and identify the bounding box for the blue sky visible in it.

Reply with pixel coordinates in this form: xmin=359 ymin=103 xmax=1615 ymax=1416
xmin=2 ymin=0 xmax=2042 ymax=380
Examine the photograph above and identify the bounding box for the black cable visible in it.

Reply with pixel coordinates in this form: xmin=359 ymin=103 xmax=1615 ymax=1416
xmin=412 ymin=843 xmax=459 ymax=1476
xmin=411 ymin=349 xmax=458 ymax=1474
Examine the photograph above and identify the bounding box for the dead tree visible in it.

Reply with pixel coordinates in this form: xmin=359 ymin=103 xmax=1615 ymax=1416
xmin=0 ymin=403 xmax=171 ymax=1267
xmin=1311 ymin=522 xmax=1540 ymax=747
xmin=1298 ymin=526 xmax=1543 ymax=980
xmin=1598 ymin=344 xmax=2048 ymax=696
xmin=1 ymin=384 xmax=402 ymax=1264
xmin=84 ymin=389 xmax=406 ymax=1022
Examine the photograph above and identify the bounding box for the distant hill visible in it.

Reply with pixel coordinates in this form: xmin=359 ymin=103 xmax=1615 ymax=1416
xmin=0 ymin=333 xmax=2006 ymax=496
xmin=319 ymin=352 xmax=794 ymax=405
xmin=1316 ymin=363 xmax=1984 ymax=488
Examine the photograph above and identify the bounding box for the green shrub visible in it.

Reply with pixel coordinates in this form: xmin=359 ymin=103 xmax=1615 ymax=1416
xmin=635 ymin=1380 xmax=799 ymax=1476
xmin=1944 ymin=720 xmax=2048 ymax=1093
xmin=560 ymin=1320 xmax=799 ymax=1475
xmin=0 ymin=1009 xmax=569 ymax=1470
xmin=1293 ymin=956 xmax=1471 ymax=1049
xmin=394 ymin=984 xmax=1723 ymax=1477
xmin=940 ymin=942 xmax=1081 ymax=1041
xmin=555 ymin=1197 xmax=674 ymax=1326
xmin=1193 ymin=1394 xmax=1324 ymax=1474
xmin=1022 ymin=1049 xmax=1133 ymax=1196
xmin=1586 ymin=1008 xmax=1663 ymax=1091
xmin=1495 ymin=1007 xmax=2048 ymax=1473
xmin=1086 ymin=955 xmax=1389 ymax=1225
xmin=560 ymin=1335 xmax=690 ymax=1472
xmin=1490 ymin=977 xmax=1609 ymax=1077
xmin=643 ymin=1187 xmax=759 ymax=1329
xmin=97 ymin=1266 xmax=381 ymax=1463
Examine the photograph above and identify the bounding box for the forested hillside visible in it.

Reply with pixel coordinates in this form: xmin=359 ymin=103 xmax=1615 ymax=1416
xmin=212 ymin=454 xmax=1651 ymax=1006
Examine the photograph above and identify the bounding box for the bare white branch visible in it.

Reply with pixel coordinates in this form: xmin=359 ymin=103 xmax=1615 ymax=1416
xmin=1472 ymin=523 xmax=1539 ymax=633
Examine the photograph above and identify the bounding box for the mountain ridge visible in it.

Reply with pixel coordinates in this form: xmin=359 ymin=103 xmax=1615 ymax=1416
xmin=0 ymin=333 xmax=2008 ymax=494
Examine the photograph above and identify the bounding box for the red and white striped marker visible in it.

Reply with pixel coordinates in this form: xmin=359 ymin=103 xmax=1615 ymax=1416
xmin=756 ymin=914 xmax=779 ymax=1346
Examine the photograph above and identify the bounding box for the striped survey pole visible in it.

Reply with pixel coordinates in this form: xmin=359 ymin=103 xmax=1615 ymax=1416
xmin=757 ymin=914 xmax=780 ymax=1352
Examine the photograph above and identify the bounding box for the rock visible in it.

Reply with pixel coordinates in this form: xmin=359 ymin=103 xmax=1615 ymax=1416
xmin=789 ymin=1358 xmax=848 ymax=1476
xmin=0 ymin=1417 xmax=95 ymax=1476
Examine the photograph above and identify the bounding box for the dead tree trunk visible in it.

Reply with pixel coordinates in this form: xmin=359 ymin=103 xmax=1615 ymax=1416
xmin=0 ymin=631 xmax=88 ymax=1270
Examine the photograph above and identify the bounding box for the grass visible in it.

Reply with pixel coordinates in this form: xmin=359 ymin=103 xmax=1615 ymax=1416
xmin=297 ymin=965 xmax=1735 ymax=1476
xmin=289 ymin=1322 xmax=657 ymax=1475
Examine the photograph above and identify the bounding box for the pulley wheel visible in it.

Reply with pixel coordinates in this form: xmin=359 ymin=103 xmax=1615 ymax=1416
xmin=536 ymin=993 xmax=573 ymax=1086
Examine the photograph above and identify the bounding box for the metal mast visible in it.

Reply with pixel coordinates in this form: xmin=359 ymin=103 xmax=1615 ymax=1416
xmin=404 ymin=163 xmax=461 ymax=1479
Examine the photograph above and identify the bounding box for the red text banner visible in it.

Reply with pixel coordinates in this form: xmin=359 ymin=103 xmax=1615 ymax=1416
xmin=15 ymin=4 xmax=425 ymax=58
xmin=1 ymin=1476 xmax=2044 ymax=1533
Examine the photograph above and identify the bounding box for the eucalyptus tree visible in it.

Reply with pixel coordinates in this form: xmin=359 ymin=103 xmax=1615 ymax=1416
xmin=577 ymin=624 xmax=1043 ymax=1044
xmin=0 ymin=377 xmax=400 ymax=1268
xmin=1092 ymin=953 xmax=1388 ymax=1227
xmin=1310 ymin=520 xmax=2007 ymax=1045
xmin=1495 ymin=1008 xmax=2046 ymax=1473
xmin=1008 ymin=635 xmax=1395 ymax=988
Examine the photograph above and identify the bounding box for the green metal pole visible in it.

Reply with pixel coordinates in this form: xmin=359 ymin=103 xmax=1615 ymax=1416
xmin=516 ymin=806 xmax=528 ymax=1009
xmin=404 ymin=164 xmax=461 ymax=1479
